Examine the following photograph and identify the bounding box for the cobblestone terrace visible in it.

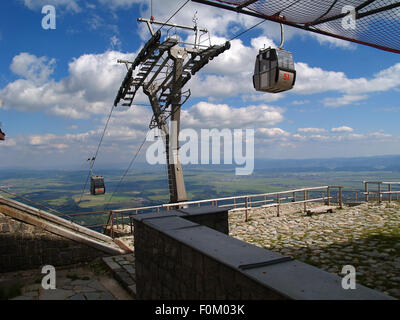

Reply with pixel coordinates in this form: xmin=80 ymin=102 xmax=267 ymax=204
xmin=229 ymin=202 xmax=400 ymax=299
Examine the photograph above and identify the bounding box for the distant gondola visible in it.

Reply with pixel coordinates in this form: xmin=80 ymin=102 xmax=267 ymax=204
xmin=0 ymin=128 xmax=5 ymax=141
xmin=90 ymin=175 xmax=105 ymax=195
xmin=87 ymin=157 xmax=105 ymax=195
xmin=253 ymin=47 xmax=296 ymax=93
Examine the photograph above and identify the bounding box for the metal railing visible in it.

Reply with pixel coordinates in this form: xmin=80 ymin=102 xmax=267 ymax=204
xmin=8 ymin=183 xmax=399 ymax=239
xmin=102 ymin=186 xmax=345 ymax=235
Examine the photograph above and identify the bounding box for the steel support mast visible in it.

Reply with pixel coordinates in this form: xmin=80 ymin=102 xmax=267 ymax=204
xmin=114 ymin=18 xmax=230 ymax=203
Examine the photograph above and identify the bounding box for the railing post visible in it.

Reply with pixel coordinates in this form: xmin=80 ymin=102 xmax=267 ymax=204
xmin=365 ymin=182 xmax=369 ymax=202
xmin=303 ymin=190 xmax=307 ymax=213
xmin=110 ymin=211 xmax=114 ymax=239
xmin=327 ymin=187 xmax=330 ymax=206
xmin=389 ymin=184 xmax=392 ymax=203
xmin=245 ymin=197 xmax=249 ymax=222
xmin=378 ymin=182 xmax=382 ymax=204
xmin=339 ymin=187 xmax=343 ymax=209
xmin=234 ymin=197 xmax=236 ymax=209
xmin=293 ymin=192 xmax=296 ymax=202
xmin=277 ymin=193 xmax=280 ymax=217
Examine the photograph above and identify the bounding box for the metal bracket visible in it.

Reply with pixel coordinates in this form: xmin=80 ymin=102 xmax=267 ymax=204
xmin=238 ymin=256 xmax=294 ymax=271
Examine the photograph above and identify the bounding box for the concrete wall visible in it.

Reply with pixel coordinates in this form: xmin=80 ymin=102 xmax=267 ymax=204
xmin=132 ymin=207 xmax=394 ymax=300
xmin=134 ymin=219 xmax=283 ymax=299
xmin=0 ymin=212 xmax=107 ymax=273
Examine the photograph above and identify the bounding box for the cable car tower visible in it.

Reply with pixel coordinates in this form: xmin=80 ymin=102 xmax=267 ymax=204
xmin=113 ymin=16 xmax=230 ymax=203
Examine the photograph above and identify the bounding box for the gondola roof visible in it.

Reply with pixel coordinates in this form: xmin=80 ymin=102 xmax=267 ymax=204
xmin=192 ymin=0 xmax=400 ymax=54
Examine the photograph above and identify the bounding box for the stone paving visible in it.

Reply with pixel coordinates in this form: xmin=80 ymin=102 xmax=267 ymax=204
xmin=229 ymin=201 xmax=400 ymax=299
xmin=5 ymin=259 xmax=133 ymax=300
xmin=102 ymin=254 xmax=136 ymax=298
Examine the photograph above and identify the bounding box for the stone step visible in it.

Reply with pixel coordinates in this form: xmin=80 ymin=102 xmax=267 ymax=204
xmin=102 ymin=254 xmax=137 ymax=299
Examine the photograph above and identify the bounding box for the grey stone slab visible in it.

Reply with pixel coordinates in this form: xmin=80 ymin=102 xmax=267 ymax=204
xmin=24 ymin=291 xmax=39 ymax=297
xmin=244 ymin=260 xmax=396 ymax=300
xmin=70 ymin=279 xmax=91 ymax=286
xmin=99 ymin=292 xmax=115 ymax=300
xmin=84 ymin=292 xmax=102 ymax=300
xmin=102 ymin=257 xmax=113 ymax=264
xmin=79 ymin=286 xmax=97 ymax=293
xmin=178 ymin=206 xmax=228 ymax=216
xmin=130 ymin=211 xmax=181 ymax=222
xmin=11 ymin=295 xmax=34 ymax=300
xmin=40 ymin=288 xmax=75 ymax=300
xmin=163 ymin=225 xmax=284 ymax=270
xmin=104 ymin=260 xmax=122 ymax=270
xmin=87 ymin=280 xmax=106 ymax=291
xmin=123 ymin=265 xmax=136 ymax=275
xmin=68 ymin=293 xmax=86 ymax=300
xmin=143 ymin=216 xmax=199 ymax=232
xmin=128 ymin=284 xmax=137 ymax=295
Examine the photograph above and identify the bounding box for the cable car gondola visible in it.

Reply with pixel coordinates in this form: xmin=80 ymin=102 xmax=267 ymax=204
xmin=253 ymin=23 xmax=296 ymax=94
xmin=87 ymin=157 xmax=106 ymax=196
xmin=90 ymin=175 xmax=106 ymax=195
xmin=253 ymin=47 xmax=296 ymax=93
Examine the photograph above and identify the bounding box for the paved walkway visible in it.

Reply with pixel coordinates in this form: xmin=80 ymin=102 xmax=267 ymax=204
xmin=229 ymin=202 xmax=400 ymax=299
xmin=5 ymin=259 xmax=133 ymax=300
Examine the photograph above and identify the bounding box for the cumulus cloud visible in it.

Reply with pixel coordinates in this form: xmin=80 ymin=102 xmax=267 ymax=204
xmin=182 ymin=102 xmax=285 ymax=129
xmin=322 ymin=94 xmax=368 ymax=107
xmin=257 ymin=128 xmax=290 ymax=138
xmin=298 ymin=128 xmax=327 ymax=133
xmin=22 ymin=0 xmax=81 ymax=12
xmin=0 ymin=51 xmax=138 ymax=117
xmin=331 ymin=126 xmax=354 ymax=133
xmin=10 ymin=53 xmax=56 ymax=84
xmin=294 ymin=62 xmax=400 ymax=96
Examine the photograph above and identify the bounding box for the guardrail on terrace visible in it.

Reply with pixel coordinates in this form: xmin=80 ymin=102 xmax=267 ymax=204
xmin=364 ymin=181 xmax=400 ymax=204
xmin=4 ymin=183 xmax=400 ymax=238
xmin=104 ymin=185 xmax=346 ymax=237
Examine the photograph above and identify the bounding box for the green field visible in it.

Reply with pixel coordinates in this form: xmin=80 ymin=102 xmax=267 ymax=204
xmin=2 ymin=156 xmax=400 ymax=229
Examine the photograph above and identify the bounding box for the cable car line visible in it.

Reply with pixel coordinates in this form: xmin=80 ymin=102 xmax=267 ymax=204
xmin=229 ymin=19 xmax=266 ymax=41
xmin=153 ymin=0 xmax=191 ymax=35
xmin=103 ymin=129 xmax=151 ymax=211
xmin=77 ymin=104 xmax=115 ymax=204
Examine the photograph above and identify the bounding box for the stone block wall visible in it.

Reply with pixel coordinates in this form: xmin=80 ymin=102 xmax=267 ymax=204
xmin=132 ymin=208 xmax=394 ymax=300
xmin=0 ymin=212 xmax=107 ymax=273
xmin=134 ymin=221 xmax=284 ymax=300
xmin=178 ymin=208 xmax=229 ymax=235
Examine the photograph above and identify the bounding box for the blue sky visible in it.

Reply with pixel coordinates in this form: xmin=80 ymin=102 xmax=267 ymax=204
xmin=0 ymin=0 xmax=400 ymax=169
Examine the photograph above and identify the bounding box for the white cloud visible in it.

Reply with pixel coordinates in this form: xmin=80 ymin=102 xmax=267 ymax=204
xmin=294 ymin=62 xmax=400 ymax=96
xmin=182 ymin=102 xmax=285 ymax=128
xmin=292 ymin=100 xmax=310 ymax=105
xmin=0 ymin=51 xmax=138 ymax=117
xmin=331 ymin=126 xmax=354 ymax=133
xmin=322 ymin=94 xmax=369 ymax=107
xmin=22 ymin=0 xmax=81 ymax=12
xmin=10 ymin=53 xmax=56 ymax=84
xmin=298 ymin=128 xmax=327 ymax=134
xmin=257 ymin=128 xmax=290 ymax=138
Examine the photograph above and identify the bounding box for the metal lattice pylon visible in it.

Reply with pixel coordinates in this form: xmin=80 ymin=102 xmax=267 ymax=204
xmin=114 ymin=21 xmax=231 ymax=203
